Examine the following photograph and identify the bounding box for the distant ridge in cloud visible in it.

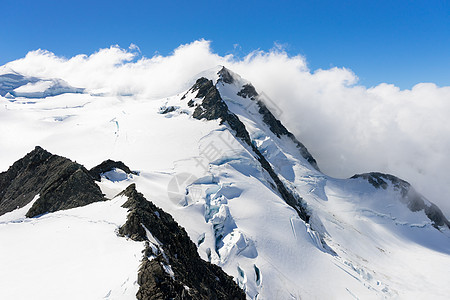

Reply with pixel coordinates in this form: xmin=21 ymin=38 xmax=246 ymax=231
xmin=3 ymin=40 xmax=450 ymax=216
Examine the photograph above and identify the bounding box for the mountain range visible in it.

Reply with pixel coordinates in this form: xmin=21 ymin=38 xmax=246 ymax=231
xmin=0 ymin=66 xmax=449 ymax=299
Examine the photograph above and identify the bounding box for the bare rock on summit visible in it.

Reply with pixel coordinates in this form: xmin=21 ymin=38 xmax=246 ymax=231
xmin=0 ymin=146 xmax=105 ymax=218
xmin=217 ymin=66 xmax=235 ymax=84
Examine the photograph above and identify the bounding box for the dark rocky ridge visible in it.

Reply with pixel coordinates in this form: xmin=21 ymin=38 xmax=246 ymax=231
xmin=217 ymin=66 xmax=235 ymax=84
xmin=236 ymin=83 xmax=258 ymax=100
xmin=187 ymin=77 xmax=310 ymax=223
xmin=118 ymin=184 xmax=246 ymax=300
xmin=352 ymin=172 xmax=450 ymax=229
xmin=0 ymin=146 xmax=104 ymax=217
xmin=89 ymin=159 xmax=138 ymax=182
xmin=237 ymin=83 xmax=320 ymax=171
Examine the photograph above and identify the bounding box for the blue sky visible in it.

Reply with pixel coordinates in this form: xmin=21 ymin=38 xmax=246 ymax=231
xmin=1 ymin=0 xmax=449 ymax=88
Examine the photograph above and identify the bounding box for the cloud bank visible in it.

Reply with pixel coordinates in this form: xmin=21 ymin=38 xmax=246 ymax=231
xmin=3 ymin=40 xmax=450 ymax=217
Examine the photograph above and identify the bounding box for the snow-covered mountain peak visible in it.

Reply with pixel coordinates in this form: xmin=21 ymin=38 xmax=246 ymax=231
xmin=0 ymin=70 xmax=84 ymax=99
xmin=352 ymin=172 xmax=450 ymax=229
xmin=167 ymin=67 xmax=449 ymax=232
xmin=189 ymin=65 xmax=250 ymax=88
xmin=180 ymin=67 xmax=320 ymax=171
xmin=216 ymin=66 xmax=243 ymax=85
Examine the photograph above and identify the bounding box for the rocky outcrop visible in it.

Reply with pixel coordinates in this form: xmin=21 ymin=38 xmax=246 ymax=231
xmin=89 ymin=159 xmax=137 ymax=182
xmin=191 ymin=78 xmax=230 ymax=122
xmin=352 ymin=172 xmax=450 ymax=229
xmin=0 ymin=146 xmax=104 ymax=217
xmin=118 ymin=184 xmax=246 ymax=300
xmin=217 ymin=66 xmax=234 ymax=84
xmin=236 ymin=84 xmax=258 ymax=100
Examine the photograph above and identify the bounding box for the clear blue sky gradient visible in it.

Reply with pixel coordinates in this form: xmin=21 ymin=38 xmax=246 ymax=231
xmin=1 ymin=0 xmax=449 ymax=88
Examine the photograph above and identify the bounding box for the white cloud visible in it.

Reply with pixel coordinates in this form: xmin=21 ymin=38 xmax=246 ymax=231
xmin=128 ymin=43 xmax=141 ymax=53
xmin=4 ymin=40 xmax=450 ymax=217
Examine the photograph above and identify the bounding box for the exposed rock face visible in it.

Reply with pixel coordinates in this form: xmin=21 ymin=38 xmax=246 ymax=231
xmin=89 ymin=159 xmax=137 ymax=182
xmin=0 ymin=146 xmax=104 ymax=217
xmin=237 ymin=82 xmax=320 ymax=171
xmin=192 ymin=78 xmax=230 ymax=122
xmin=118 ymin=184 xmax=246 ymax=300
xmin=187 ymin=77 xmax=310 ymax=224
xmin=217 ymin=66 xmax=234 ymax=84
xmin=236 ymin=84 xmax=258 ymax=100
xmin=189 ymin=78 xmax=216 ymax=101
xmin=352 ymin=172 xmax=450 ymax=229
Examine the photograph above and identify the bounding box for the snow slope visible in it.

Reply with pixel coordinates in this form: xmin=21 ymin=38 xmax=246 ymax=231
xmin=0 ymin=193 xmax=143 ymax=300
xmin=0 ymin=67 xmax=449 ymax=299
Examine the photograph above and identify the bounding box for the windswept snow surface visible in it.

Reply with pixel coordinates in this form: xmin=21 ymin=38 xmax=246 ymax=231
xmin=0 ymin=67 xmax=449 ymax=299
xmin=0 ymin=194 xmax=143 ymax=300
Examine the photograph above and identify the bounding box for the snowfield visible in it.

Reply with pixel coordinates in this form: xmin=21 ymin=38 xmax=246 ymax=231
xmin=0 ymin=66 xmax=449 ymax=299
xmin=0 ymin=194 xmax=143 ymax=300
